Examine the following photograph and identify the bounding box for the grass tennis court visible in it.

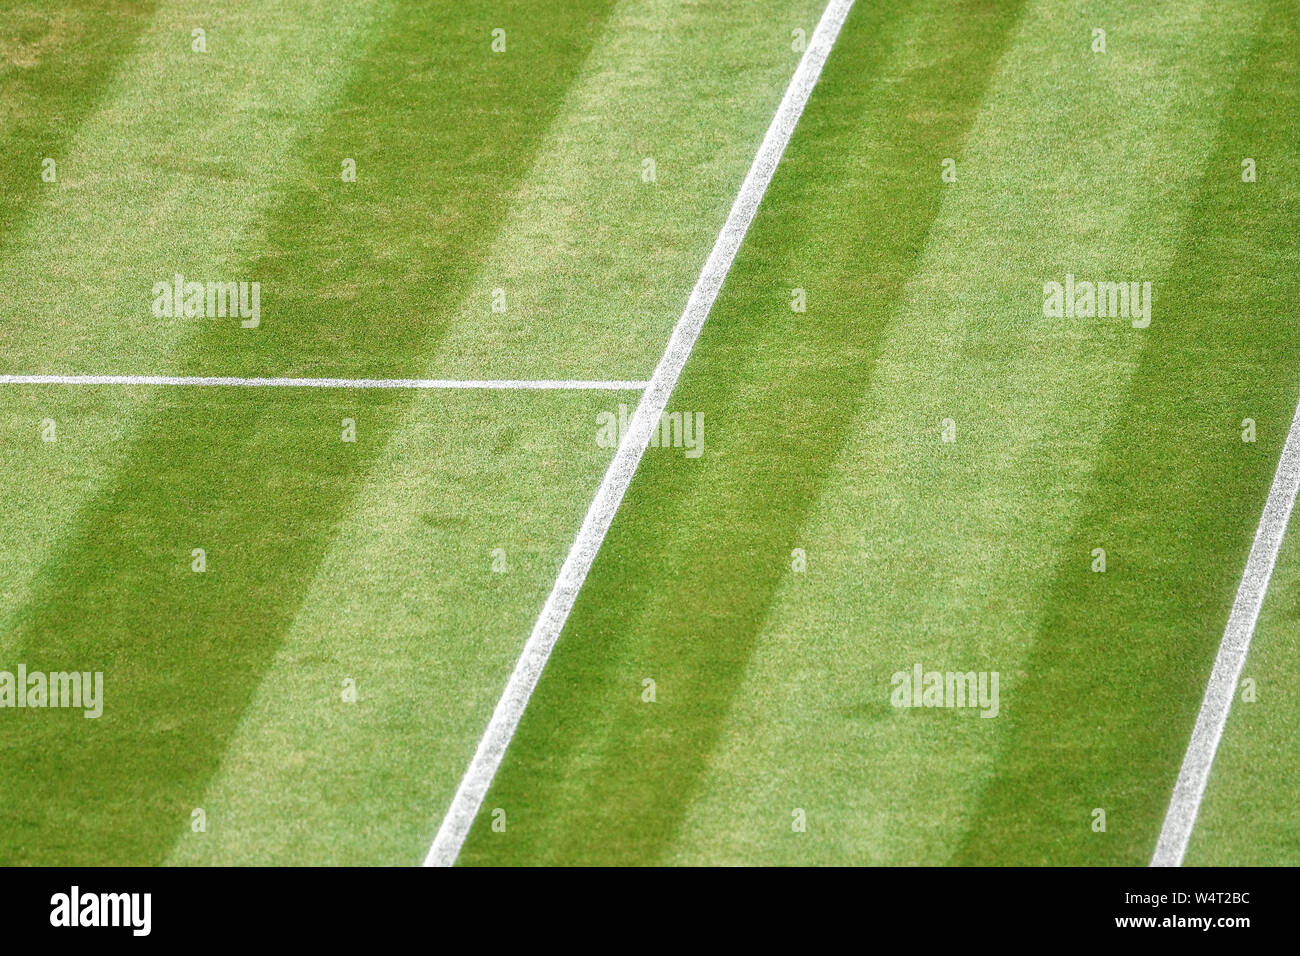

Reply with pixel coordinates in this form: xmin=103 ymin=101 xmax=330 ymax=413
xmin=0 ymin=0 xmax=1296 ymax=866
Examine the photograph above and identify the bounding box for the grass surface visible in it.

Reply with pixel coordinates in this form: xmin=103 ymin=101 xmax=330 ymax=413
xmin=459 ymin=0 xmax=1300 ymax=865
xmin=0 ymin=0 xmax=1296 ymax=865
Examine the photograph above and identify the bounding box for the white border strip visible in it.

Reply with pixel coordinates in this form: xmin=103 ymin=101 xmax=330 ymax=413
xmin=423 ymin=0 xmax=855 ymax=867
xmin=0 ymin=374 xmax=647 ymax=390
xmin=1151 ymin=392 xmax=1300 ymax=866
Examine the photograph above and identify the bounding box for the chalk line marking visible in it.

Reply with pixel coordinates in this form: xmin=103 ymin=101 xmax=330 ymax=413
xmin=423 ymin=0 xmax=856 ymax=867
xmin=0 ymin=374 xmax=647 ymax=391
xmin=1151 ymin=391 xmax=1300 ymax=866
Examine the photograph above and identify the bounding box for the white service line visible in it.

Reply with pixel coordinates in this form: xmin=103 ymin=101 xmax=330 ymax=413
xmin=422 ymin=0 xmax=855 ymax=867
xmin=1151 ymin=390 xmax=1300 ymax=866
xmin=0 ymin=374 xmax=647 ymax=390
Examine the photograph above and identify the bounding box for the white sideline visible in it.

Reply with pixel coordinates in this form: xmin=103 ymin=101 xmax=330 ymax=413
xmin=0 ymin=374 xmax=647 ymax=390
xmin=1151 ymin=391 xmax=1300 ymax=866
xmin=422 ymin=0 xmax=856 ymax=867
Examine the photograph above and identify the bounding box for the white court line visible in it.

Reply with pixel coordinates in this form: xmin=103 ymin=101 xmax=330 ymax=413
xmin=1151 ymin=391 xmax=1300 ymax=866
xmin=422 ymin=0 xmax=855 ymax=867
xmin=0 ymin=374 xmax=647 ymax=390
